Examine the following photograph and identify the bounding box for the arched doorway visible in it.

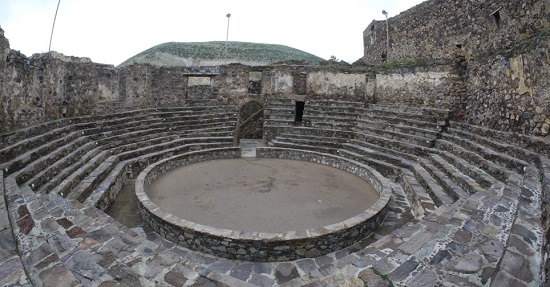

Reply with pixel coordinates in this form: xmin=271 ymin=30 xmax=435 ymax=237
xmin=237 ymin=101 xmax=264 ymax=141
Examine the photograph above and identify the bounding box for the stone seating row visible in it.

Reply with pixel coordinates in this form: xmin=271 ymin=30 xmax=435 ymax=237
xmin=265 ymin=101 xmax=548 ymax=285
xmin=0 ymin=106 xmax=236 ymax=166
xmin=0 ymin=107 xmax=245 ymax=286
xmin=1 ymin=106 xmax=237 ymax=205
xmin=2 ymin=169 xmax=244 ymax=286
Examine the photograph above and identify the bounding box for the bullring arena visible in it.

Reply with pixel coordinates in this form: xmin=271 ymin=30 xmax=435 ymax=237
xmin=1 ymin=0 xmax=549 ymax=286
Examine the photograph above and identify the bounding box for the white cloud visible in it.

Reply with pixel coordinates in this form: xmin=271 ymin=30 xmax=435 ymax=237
xmin=0 ymin=0 xmax=427 ymax=65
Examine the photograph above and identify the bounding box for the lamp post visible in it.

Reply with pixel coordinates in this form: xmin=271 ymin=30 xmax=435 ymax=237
xmin=48 ymin=0 xmax=61 ymax=52
xmin=382 ymin=10 xmax=389 ymax=61
xmin=225 ymin=13 xmax=231 ymax=64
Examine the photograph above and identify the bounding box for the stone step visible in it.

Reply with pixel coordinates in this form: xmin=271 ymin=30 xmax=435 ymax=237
xmin=0 ymin=171 xmax=31 ymax=287
xmin=0 ymin=112 xmax=155 ymax=162
xmin=303 ymin=108 xmax=360 ymax=117
xmin=368 ymin=104 xmax=450 ymax=119
xmin=37 ymin=146 xmax=104 ymax=194
xmin=410 ymin=163 xmax=455 ymax=206
xmin=264 ymin=125 xmax=353 ymax=142
xmin=0 ymin=130 xmax=81 ymax=175
xmin=269 ymin=140 xmax=340 ymax=155
xmin=305 ymin=99 xmax=364 ymax=108
xmin=356 ymin=121 xmax=439 ymax=140
xmin=12 ymin=136 xmax=92 ymax=185
xmin=337 ymin=149 xmax=400 ymax=179
xmin=153 ymin=107 xmax=236 ymax=118
xmin=419 ymin=158 xmax=470 ymax=201
xmin=24 ymin=140 xmax=98 ymax=190
xmin=399 ymin=170 xmax=437 ymax=217
xmin=437 ymin=150 xmax=501 ymax=189
xmin=347 ymin=139 xmax=419 ymax=161
xmin=435 ymin=139 xmax=512 ymax=182
xmin=354 ymin=132 xmax=432 ymax=157
xmin=354 ymin=124 xmax=435 ymax=148
xmin=263 ymin=108 xmax=295 ymax=116
xmin=265 ymin=98 xmax=296 ymax=107
xmin=279 ymin=133 xmax=350 ymax=143
xmin=273 ymin=136 xmax=343 ymax=149
xmin=342 ymin=143 xmax=412 ymax=168
xmin=429 ymin=154 xmax=485 ymax=195
xmin=156 ymin=111 xmax=237 ymax=122
xmin=303 ymin=119 xmax=357 ymax=131
xmin=264 ymin=110 xmax=295 ymax=120
xmin=446 ymin=125 xmax=541 ymax=164
xmin=67 ymin=136 xmax=232 ymax=202
xmin=87 ymin=141 xmax=232 ymax=210
xmin=0 ymin=125 xmax=75 ymax=164
xmin=264 ymin=119 xmax=296 ymax=127
xmin=48 ymin=134 xmax=178 ymax=197
xmin=358 ymin=113 xmax=443 ymax=132
xmin=441 ymin=133 xmax=529 ymax=175
xmin=359 ymin=107 xmax=442 ymax=123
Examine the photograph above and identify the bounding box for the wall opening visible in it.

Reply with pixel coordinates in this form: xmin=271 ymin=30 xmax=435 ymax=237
xmin=490 ymin=8 xmax=501 ymax=29
xmin=295 ymin=101 xmax=305 ymax=122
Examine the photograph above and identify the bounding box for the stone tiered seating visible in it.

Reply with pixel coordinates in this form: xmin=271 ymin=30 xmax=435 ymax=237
xmin=264 ymin=100 xmax=547 ymax=286
xmin=1 ymin=100 xmax=548 ymax=286
xmin=263 ymin=98 xmax=296 ymax=127
xmin=0 ymin=106 xmax=237 ymax=203
xmin=302 ymin=100 xmax=363 ymax=131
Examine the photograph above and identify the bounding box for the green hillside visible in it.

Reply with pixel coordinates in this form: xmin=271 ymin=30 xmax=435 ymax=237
xmin=119 ymin=41 xmax=324 ymax=67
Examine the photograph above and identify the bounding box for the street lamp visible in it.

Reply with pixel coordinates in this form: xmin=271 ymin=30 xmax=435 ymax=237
xmin=225 ymin=13 xmax=231 ymax=64
xmin=382 ymin=10 xmax=389 ymax=61
xmin=48 ymin=0 xmax=62 ymax=52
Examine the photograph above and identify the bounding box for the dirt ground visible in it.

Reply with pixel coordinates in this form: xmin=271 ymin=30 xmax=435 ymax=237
xmin=147 ymin=158 xmax=379 ymax=233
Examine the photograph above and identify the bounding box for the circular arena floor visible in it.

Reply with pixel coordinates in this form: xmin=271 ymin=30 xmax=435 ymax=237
xmin=147 ymin=158 xmax=380 ymax=233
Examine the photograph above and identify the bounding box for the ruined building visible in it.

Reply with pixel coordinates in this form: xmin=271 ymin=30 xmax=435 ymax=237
xmin=0 ymin=0 xmax=549 ymax=286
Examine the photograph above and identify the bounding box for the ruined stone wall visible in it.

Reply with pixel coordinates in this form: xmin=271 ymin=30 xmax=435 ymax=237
xmin=362 ymin=0 xmax=548 ymax=63
xmin=372 ymin=60 xmax=468 ymax=119
xmin=465 ymin=40 xmax=550 ymax=134
xmin=361 ymin=0 xmax=549 ymax=136
xmin=307 ymin=71 xmax=367 ymax=102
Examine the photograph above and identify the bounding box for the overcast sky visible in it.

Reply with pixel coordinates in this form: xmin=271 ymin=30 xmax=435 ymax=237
xmin=1 ymin=0 xmax=426 ymax=66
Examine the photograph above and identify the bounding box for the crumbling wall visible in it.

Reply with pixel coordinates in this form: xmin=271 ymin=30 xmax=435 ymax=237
xmin=361 ymin=0 xmax=549 ymax=135
xmin=465 ymin=41 xmax=550 ymax=134
xmin=372 ymin=59 xmax=467 ymax=119
xmin=362 ymin=0 xmax=547 ymax=64
xmin=307 ymin=71 xmax=367 ymax=102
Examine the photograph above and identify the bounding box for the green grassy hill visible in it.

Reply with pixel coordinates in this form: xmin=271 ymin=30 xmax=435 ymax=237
xmin=119 ymin=41 xmax=324 ymax=67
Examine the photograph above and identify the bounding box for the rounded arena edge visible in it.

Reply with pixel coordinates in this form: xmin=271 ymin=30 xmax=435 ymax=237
xmin=135 ymin=146 xmax=392 ymax=262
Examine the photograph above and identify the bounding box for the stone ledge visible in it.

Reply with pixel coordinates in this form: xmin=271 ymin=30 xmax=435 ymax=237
xmin=136 ymin=147 xmax=391 ymax=262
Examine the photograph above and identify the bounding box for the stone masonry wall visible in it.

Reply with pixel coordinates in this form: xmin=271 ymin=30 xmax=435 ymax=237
xmin=361 ymin=0 xmax=549 ymax=136
xmin=362 ymin=0 xmax=548 ymax=63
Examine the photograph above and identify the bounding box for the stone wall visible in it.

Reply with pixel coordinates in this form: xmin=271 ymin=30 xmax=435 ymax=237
xmin=136 ymin=147 xmax=391 ymax=262
xmin=371 ymin=62 xmax=467 ymax=116
xmin=362 ymin=0 xmax=548 ymax=63
xmin=360 ymin=0 xmax=549 ymax=136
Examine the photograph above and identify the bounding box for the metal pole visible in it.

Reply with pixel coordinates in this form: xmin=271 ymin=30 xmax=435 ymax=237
xmin=385 ymin=15 xmax=389 ymax=60
xmin=382 ymin=10 xmax=389 ymax=61
xmin=225 ymin=13 xmax=231 ymax=64
xmin=49 ymin=0 xmax=61 ymax=53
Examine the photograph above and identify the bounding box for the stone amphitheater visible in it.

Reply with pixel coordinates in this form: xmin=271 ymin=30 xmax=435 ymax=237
xmin=1 ymin=0 xmax=549 ymax=286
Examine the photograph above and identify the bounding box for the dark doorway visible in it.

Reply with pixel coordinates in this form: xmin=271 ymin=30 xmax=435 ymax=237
xmin=295 ymin=101 xmax=305 ymax=122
